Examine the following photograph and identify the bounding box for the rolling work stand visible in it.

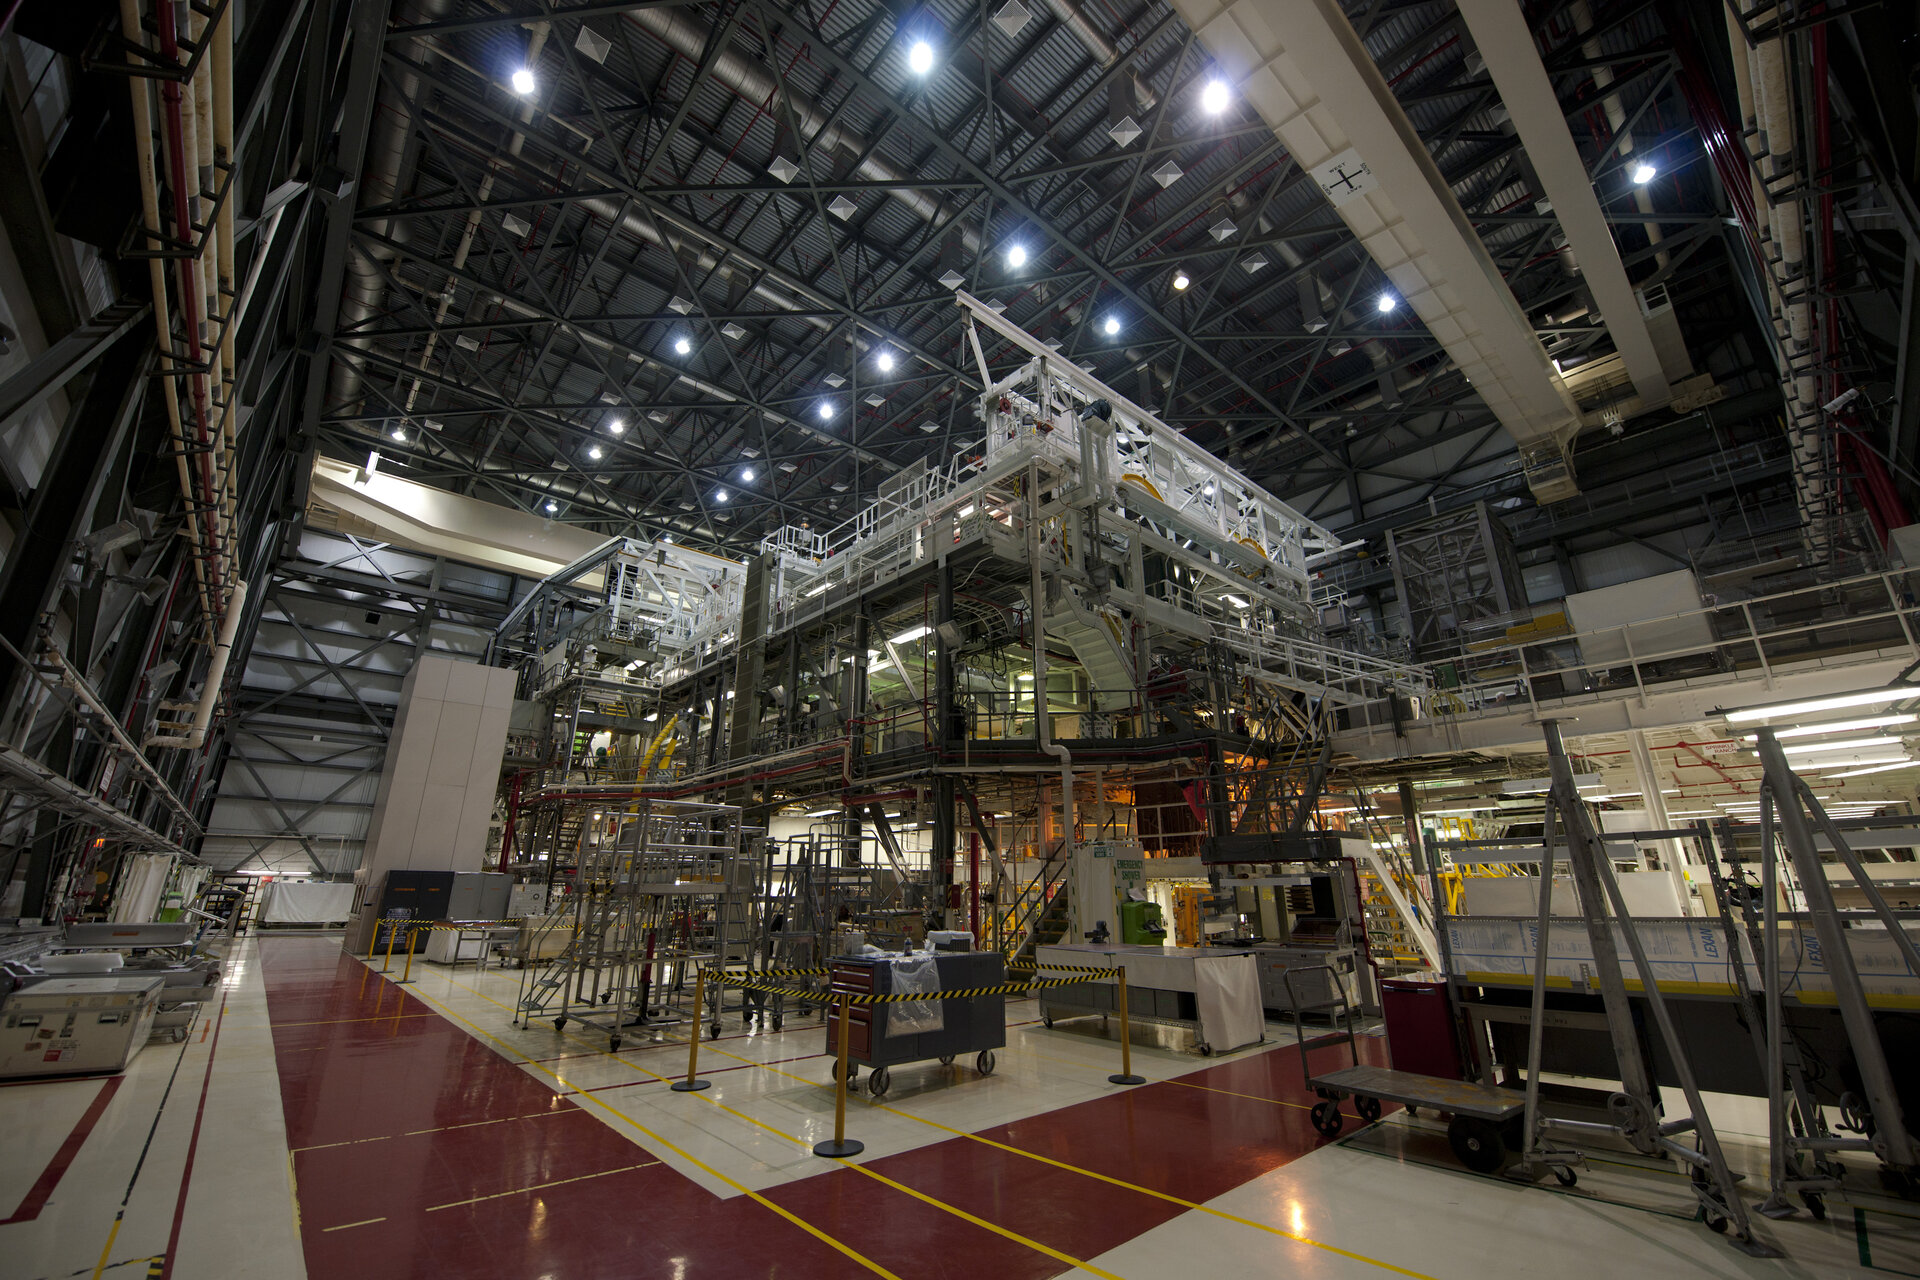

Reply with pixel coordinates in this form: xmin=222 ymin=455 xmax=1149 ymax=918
xmin=1285 ymin=964 xmax=1534 ymax=1178
xmin=825 ymin=951 xmax=1006 ymax=1098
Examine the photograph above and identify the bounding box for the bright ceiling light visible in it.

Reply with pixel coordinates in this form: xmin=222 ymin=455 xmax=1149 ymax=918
xmin=1006 ymin=243 xmax=1028 ymax=268
xmin=1377 ymin=293 xmax=1397 ymax=313
xmin=876 ymin=350 xmax=895 ymax=372
xmin=607 ymin=417 xmax=624 ymax=435
xmin=1782 ymin=735 xmax=1902 ymax=754
xmin=818 ymin=402 xmax=835 ymax=419
xmin=673 ymin=335 xmax=692 ymax=355
xmin=890 ymin=625 xmax=932 ymax=645
xmin=1724 ymin=687 xmax=1920 ymax=722
xmin=741 ymin=468 xmax=755 ymax=482
xmin=715 ymin=488 xmax=728 ymax=503
xmin=1826 ymin=759 xmax=1919 ymax=778
xmin=1798 ymin=754 xmax=1909 ymax=770
xmin=511 ymin=67 xmax=536 ymax=95
xmin=1201 ymin=79 xmax=1230 ymax=114
xmin=389 ymin=427 xmax=406 ymax=442
xmin=908 ymin=39 xmax=935 ymax=75
xmin=1172 ymin=268 xmax=1190 ymax=290
xmin=1743 ymin=714 xmax=1916 ymax=742
xmin=1631 ymin=161 xmax=1656 ymax=185
xmin=587 ymin=444 xmax=604 ymax=460
xmin=544 ymin=499 xmax=559 ymax=513
xmin=1103 ymin=315 xmax=1120 ymax=336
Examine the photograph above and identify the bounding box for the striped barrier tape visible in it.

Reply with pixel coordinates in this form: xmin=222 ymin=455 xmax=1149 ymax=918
xmin=702 ymin=969 xmax=1113 ymax=1004
xmin=1007 ymin=959 xmax=1117 ymax=975
xmin=377 ymin=918 xmax=528 ymax=932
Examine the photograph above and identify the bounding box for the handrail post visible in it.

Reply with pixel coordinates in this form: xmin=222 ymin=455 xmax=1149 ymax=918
xmin=671 ymin=968 xmax=712 ymax=1091
xmin=1108 ymin=966 xmax=1144 ymax=1085
xmin=813 ymin=991 xmax=866 ymax=1156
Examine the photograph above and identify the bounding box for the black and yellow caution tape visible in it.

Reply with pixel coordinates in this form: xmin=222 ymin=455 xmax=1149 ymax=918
xmin=702 ymin=968 xmax=1112 ymax=1004
xmin=1007 ymin=959 xmax=1116 ymax=975
xmin=376 ymin=917 xmax=528 ymax=932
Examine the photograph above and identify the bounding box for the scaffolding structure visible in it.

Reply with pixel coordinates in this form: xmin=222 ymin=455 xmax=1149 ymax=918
xmin=485 ymin=294 xmax=1438 ymax=998
xmin=513 ymin=798 xmax=748 ymax=1051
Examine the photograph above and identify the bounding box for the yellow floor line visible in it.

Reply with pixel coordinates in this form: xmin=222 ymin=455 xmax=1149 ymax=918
xmin=374 ymin=974 xmax=901 ymax=1280
xmin=424 ymin=1162 xmax=660 ymax=1212
xmin=389 ymin=969 xmax=1115 ymax=1280
xmin=421 ymin=963 xmax=1426 ymax=1277
xmin=430 ymin=970 xmax=673 ymax=1083
xmin=396 ymin=964 xmax=1420 ymax=1277
xmin=89 ymin=1219 xmax=123 ymax=1280
xmin=320 ymin=1217 xmax=387 ymax=1232
xmin=692 ymin=1036 xmax=1434 ymax=1278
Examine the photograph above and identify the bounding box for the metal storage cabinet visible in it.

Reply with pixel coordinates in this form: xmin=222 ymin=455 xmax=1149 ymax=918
xmin=825 ymin=951 xmax=1006 ymax=1096
xmin=1 ymin=976 xmax=166 ymax=1077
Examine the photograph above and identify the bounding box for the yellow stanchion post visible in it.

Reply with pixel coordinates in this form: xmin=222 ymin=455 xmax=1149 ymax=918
xmin=812 ymin=990 xmax=865 ymax=1157
xmin=381 ymin=921 xmax=398 ymax=973
xmin=1108 ymin=966 xmax=1144 ymax=1085
xmin=671 ymin=969 xmax=712 ymax=1092
xmin=394 ymin=925 xmax=420 ymax=984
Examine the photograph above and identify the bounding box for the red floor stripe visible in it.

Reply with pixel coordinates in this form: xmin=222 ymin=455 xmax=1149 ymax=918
xmin=1 ymin=1074 xmax=124 ymax=1223
xmin=156 ymin=988 xmax=230 ymax=1280
xmin=257 ymin=936 xmax=1384 ymax=1280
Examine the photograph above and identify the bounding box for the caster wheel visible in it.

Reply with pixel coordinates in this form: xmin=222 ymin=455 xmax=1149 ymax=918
xmin=772 ymin=1017 xmax=783 ymax=1031
xmin=975 ymin=1051 xmax=996 ymax=1076
xmin=1042 ymin=1013 xmax=1054 ymax=1028
xmin=1355 ymin=1096 xmax=1383 ymax=1124
xmin=1801 ymin=1192 xmax=1826 ymax=1221
xmin=554 ymin=1016 xmax=567 ymax=1032
xmin=831 ymin=1059 xmax=857 ymax=1083
xmin=710 ymin=1023 xmax=722 ymax=1039
xmin=600 ymin=993 xmax=612 ymax=1004
xmin=1310 ymin=1100 xmax=1344 ymax=1138
xmin=939 ymin=1054 xmax=955 ymax=1065
xmin=608 ymin=1036 xmax=621 ymax=1052
xmin=1405 ymin=1106 xmax=1419 ymax=1119
xmin=1198 ymin=1044 xmax=1213 ymax=1057
xmin=867 ymin=1067 xmax=891 ymax=1098
xmin=1447 ymin=1116 xmax=1506 ymax=1173
xmin=1690 ymin=1162 xmax=1729 ymax=1232
xmin=1553 ymin=1166 xmax=1578 ymax=1188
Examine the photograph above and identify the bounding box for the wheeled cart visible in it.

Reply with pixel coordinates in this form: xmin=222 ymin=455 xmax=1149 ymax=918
xmin=1286 ymin=965 xmax=1558 ymax=1182
xmin=826 ymin=951 xmax=1005 ymax=1098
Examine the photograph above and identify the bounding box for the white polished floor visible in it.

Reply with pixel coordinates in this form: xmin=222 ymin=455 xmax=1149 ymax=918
xmin=1 ymin=934 xmax=1913 ymax=1280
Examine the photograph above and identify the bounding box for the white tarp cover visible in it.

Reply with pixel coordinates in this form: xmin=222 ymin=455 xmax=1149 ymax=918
xmin=261 ymin=881 xmax=356 ymax=924
xmin=111 ymin=854 xmax=174 ymax=923
xmin=886 ymin=953 xmax=945 ymax=1035
xmin=1192 ymin=953 xmax=1264 ymax=1052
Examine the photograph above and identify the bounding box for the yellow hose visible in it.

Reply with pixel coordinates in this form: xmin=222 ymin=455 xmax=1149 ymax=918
xmin=638 ymin=714 xmax=679 ymax=775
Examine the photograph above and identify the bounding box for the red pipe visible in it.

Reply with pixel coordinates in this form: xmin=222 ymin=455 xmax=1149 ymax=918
xmin=154 ymin=1 xmax=226 ymax=607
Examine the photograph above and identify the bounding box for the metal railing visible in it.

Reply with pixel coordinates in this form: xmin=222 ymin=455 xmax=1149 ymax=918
xmin=1352 ymin=566 xmax=1920 ymax=730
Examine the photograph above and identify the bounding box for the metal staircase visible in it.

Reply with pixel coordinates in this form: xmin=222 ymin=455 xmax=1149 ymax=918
xmin=1046 ymin=591 xmax=1134 ymax=712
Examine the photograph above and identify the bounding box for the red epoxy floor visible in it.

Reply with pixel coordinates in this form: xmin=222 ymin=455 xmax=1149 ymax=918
xmin=261 ymin=937 xmax=1387 ymax=1279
